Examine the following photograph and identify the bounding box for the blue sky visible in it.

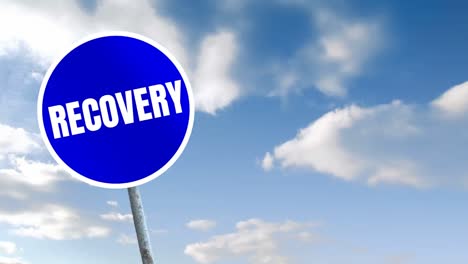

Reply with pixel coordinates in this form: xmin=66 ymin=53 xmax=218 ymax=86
xmin=0 ymin=0 xmax=468 ymax=263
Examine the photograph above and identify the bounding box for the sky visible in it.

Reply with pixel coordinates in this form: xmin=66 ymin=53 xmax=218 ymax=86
xmin=0 ymin=0 xmax=468 ymax=263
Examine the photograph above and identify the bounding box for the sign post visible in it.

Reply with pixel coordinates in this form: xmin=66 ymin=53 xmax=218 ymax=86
xmin=128 ymin=187 xmax=154 ymax=264
xmin=37 ymin=32 xmax=194 ymax=263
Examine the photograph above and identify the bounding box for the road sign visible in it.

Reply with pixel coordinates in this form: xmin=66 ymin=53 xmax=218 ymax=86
xmin=37 ymin=32 xmax=194 ymax=189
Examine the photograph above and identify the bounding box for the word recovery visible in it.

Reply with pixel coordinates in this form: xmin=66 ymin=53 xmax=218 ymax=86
xmin=48 ymin=80 xmax=183 ymax=139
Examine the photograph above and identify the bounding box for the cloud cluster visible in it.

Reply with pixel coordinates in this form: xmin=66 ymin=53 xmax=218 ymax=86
xmin=264 ymin=81 xmax=468 ymax=188
xmin=0 ymin=204 xmax=110 ymax=240
xmin=0 ymin=0 xmax=186 ymax=67
xmin=185 ymin=219 xmax=317 ymax=264
xmin=0 ymin=0 xmax=385 ymax=118
xmin=0 ymin=124 xmax=40 ymax=161
xmin=0 ymin=123 xmax=66 ymax=199
xmin=0 ymin=156 xmax=65 ymax=189
xmin=0 ymin=0 xmax=241 ymax=115
xmin=0 ymin=122 xmax=110 ymax=242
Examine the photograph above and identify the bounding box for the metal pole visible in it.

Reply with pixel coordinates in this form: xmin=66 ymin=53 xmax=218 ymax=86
xmin=128 ymin=187 xmax=155 ymax=264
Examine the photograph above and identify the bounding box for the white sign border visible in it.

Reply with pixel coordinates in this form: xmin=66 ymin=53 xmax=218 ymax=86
xmin=37 ymin=31 xmax=195 ymax=189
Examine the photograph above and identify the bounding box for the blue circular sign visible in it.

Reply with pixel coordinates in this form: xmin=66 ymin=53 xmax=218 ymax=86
xmin=37 ymin=32 xmax=194 ymax=189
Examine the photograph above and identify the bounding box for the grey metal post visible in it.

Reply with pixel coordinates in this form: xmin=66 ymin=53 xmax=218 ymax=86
xmin=128 ymin=187 xmax=155 ymax=264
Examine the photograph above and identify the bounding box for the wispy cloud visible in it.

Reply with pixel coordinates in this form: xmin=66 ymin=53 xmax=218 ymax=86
xmin=186 ymin=219 xmax=217 ymax=232
xmin=0 ymin=256 xmax=26 ymax=264
xmin=106 ymin=201 xmax=119 ymax=208
xmin=116 ymin=234 xmax=137 ymax=245
xmin=312 ymin=10 xmax=381 ymax=96
xmin=185 ymin=219 xmax=318 ymax=264
xmin=100 ymin=212 xmax=133 ymax=223
xmin=0 ymin=204 xmax=110 ymax=240
xmin=271 ymin=8 xmax=383 ymax=97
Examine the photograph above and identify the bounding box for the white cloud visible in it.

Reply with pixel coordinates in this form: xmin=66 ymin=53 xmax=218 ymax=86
xmin=0 ymin=204 xmax=110 ymax=240
xmin=0 ymin=0 xmax=241 ymax=116
xmin=100 ymin=212 xmax=133 ymax=222
xmin=367 ymin=163 xmax=427 ymax=188
xmin=431 ymin=81 xmax=468 ymax=118
xmin=273 ymin=9 xmax=382 ymax=97
xmin=261 ymin=152 xmax=274 ymax=171
xmin=0 ymin=256 xmax=24 ymax=264
xmin=186 ymin=220 xmax=217 ymax=232
xmin=0 ymin=121 xmax=84 ymax=199
xmin=315 ymin=11 xmax=381 ymax=96
xmin=0 ymin=123 xmax=72 ymax=199
xmin=0 ymin=242 xmax=16 ymax=255
xmin=0 ymin=156 xmax=65 ymax=187
xmin=268 ymin=104 xmax=372 ymax=180
xmin=106 ymin=201 xmax=119 ymax=208
xmin=264 ymin=81 xmax=468 ymax=188
xmin=0 ymin=0 xmax=187 ymax=67
xmin=185 ymin=219 xmax=316 ymax=264
xmin=0 ymin=156 xmax=67 ymax=199
xmin=0 ymin=124 xmax=40 ymax=160
xmin=193 ymin=31 xmax=240 ymax=114
xmin=117 ymin=234 xmax=137 ymax=245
